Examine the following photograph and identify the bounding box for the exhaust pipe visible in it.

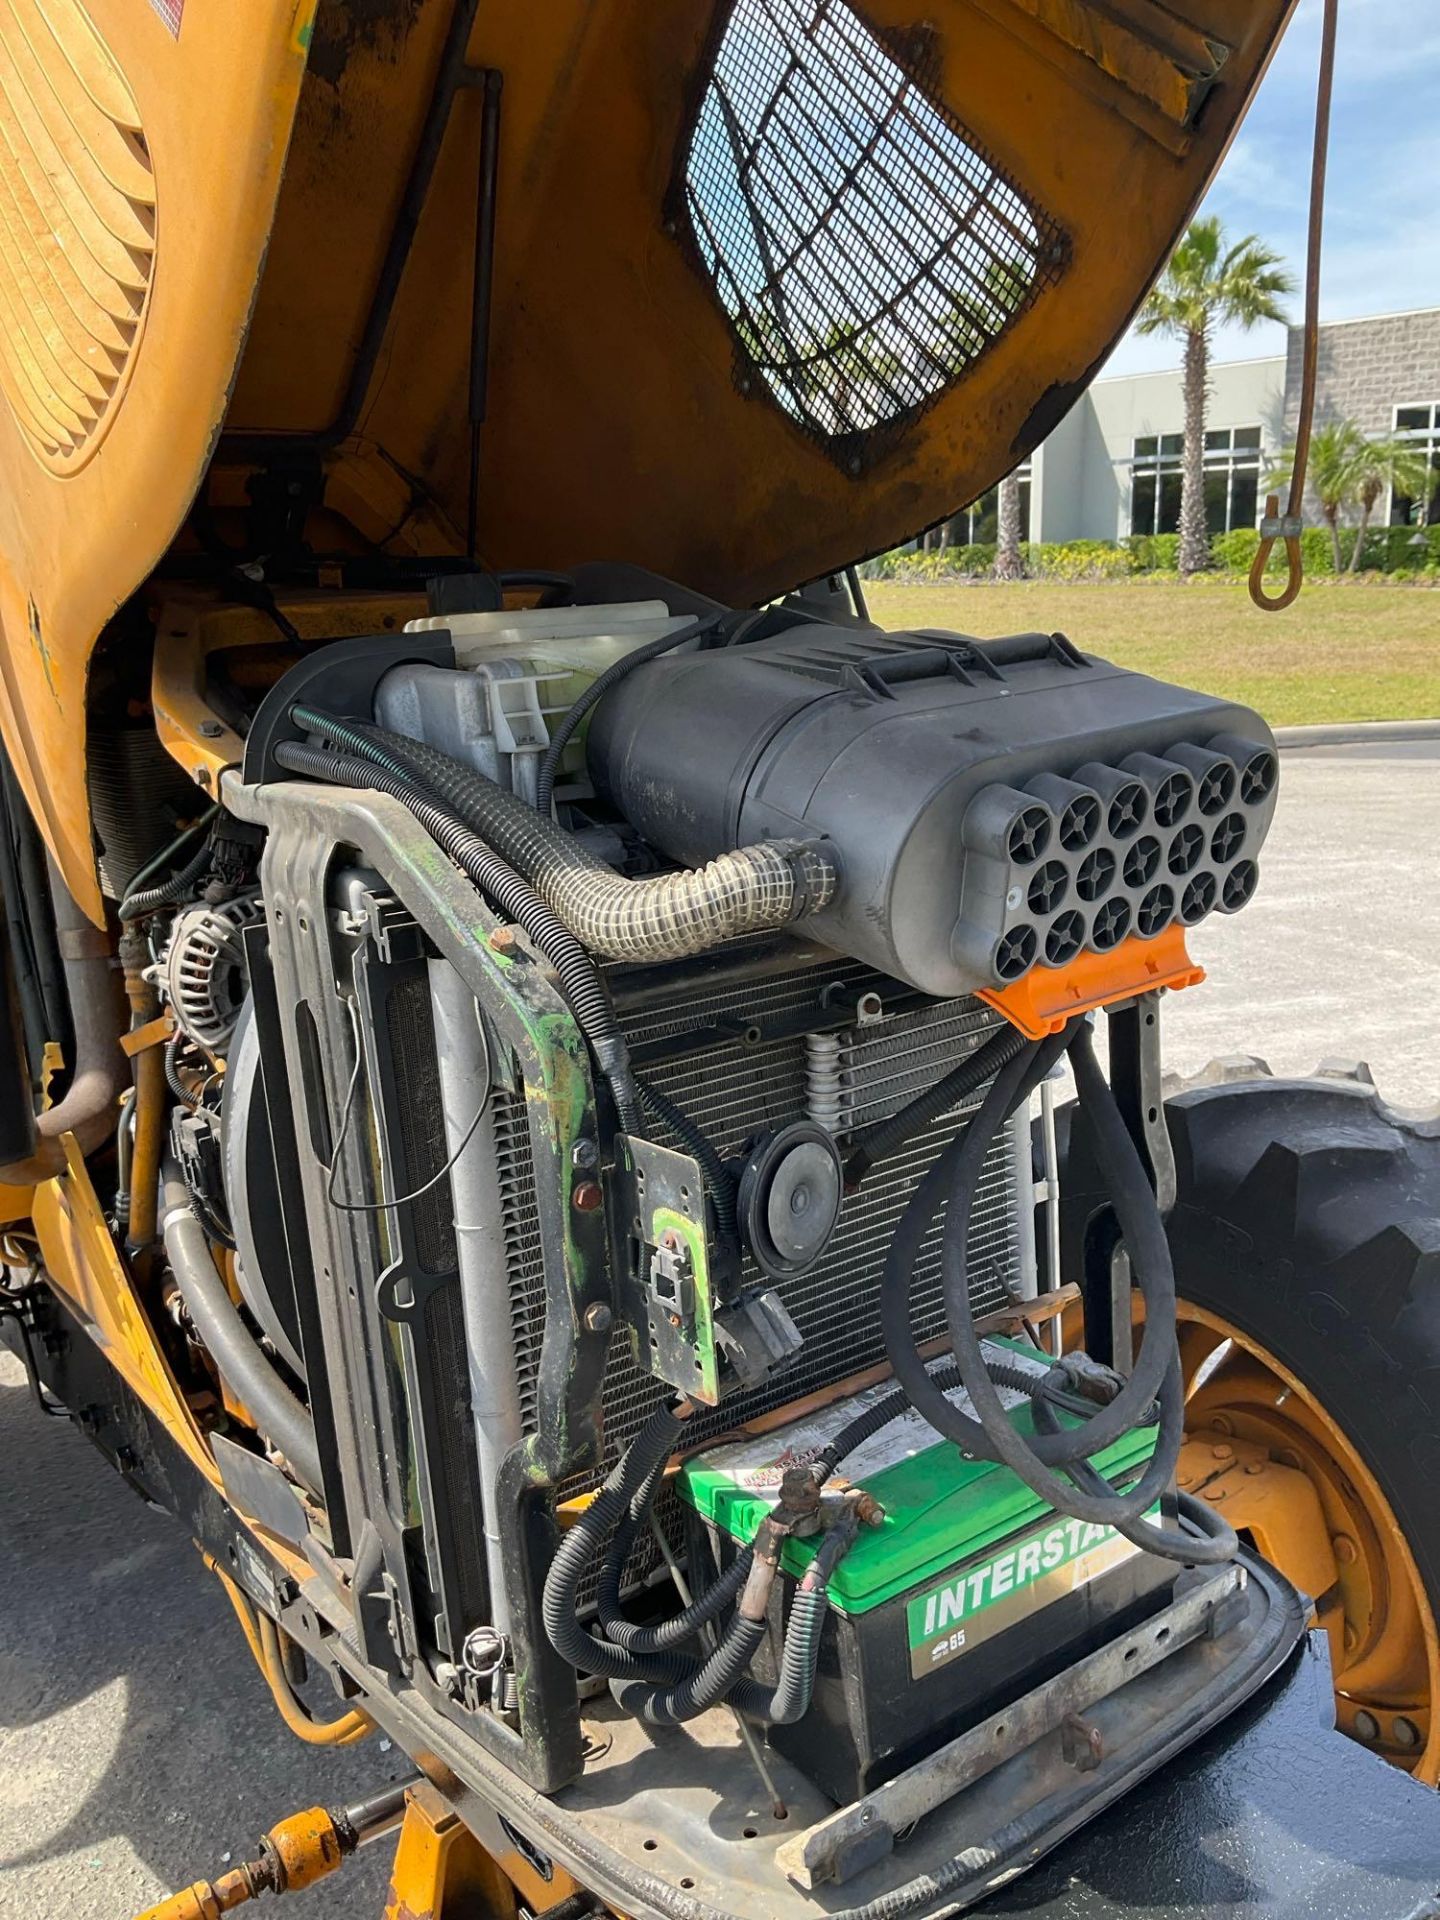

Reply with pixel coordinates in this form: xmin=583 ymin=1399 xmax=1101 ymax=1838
xmin=0 ymin=856 xmax=125 ymax=1186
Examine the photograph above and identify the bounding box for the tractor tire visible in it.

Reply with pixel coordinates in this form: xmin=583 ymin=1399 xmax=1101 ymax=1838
xmin=1162 ymin=1072 xmax=1440 ymax=1617
xmin=1058 ymin=1065 xmax=1440 ymax=1765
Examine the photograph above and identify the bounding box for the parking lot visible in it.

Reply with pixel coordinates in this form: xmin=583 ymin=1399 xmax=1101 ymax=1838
xmin=1 ymin=742 xmax=1435 ymax=1918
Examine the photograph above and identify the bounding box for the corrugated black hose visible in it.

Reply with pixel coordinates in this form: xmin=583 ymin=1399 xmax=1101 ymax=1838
xmin=634 ymin=1076 xmax=739 ymax=1248
xmin=271 ymin=740 xmax=643 ymax=1133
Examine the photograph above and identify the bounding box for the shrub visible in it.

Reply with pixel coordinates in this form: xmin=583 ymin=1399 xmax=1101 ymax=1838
xmin=1209 ymin=525 xmax=1337 ymax=577
xmin=1123 ymin=533 xmax=1180 ymax=573
xmin=1024 ymin=539 xmax=1131 ymax=582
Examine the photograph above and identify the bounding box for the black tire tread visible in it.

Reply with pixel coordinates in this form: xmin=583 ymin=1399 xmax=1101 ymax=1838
xmin=1063 ymin=1074 xmax=1440 ymax=1615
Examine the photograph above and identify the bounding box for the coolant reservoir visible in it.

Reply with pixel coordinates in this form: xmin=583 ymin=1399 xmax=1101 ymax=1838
xmin=404 ymin=600 xmax=687 ymax=672
xmin=384 ymin=601 xmax=693 ymax=804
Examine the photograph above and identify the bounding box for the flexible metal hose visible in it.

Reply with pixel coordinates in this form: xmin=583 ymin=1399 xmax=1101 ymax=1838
xmin=290 ymin=708 xmax=836 ymax=964
xmin=272 ymin=741 xmax=642 ymax=1133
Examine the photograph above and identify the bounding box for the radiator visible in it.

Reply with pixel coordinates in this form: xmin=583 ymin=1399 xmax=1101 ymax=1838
xmin=497 ymin=951 xmax=1030 ymax=1472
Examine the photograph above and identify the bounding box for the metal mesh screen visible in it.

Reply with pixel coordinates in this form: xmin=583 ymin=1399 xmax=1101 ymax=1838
xmin=680 ymin=0 xmax=1065 ymax=458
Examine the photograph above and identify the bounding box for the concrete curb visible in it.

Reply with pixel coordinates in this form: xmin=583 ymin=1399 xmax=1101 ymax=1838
xmin=1275 ymin=718 xmax=1440 ymax=751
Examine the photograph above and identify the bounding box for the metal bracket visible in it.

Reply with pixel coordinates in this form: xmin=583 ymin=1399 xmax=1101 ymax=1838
xmin=614 ymin=1132 xmax=720 ymax=1402
xmin=1091 ymin=992 xmax=1175 ymax=1371
xmin=779 ymin=1560 xmax=1265 ymax=1890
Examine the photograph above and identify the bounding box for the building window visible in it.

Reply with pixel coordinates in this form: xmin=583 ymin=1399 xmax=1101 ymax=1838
xmin=1129 ymin=426 xmax=1262 ymax=536
xmin=1390 ymin=405 xmax=1440 ymax=525
xmin=948 ymin=462 xmax=1033 ymax=544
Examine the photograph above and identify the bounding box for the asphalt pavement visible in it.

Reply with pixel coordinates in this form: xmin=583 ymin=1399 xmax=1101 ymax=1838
xmin=0 ymin=742 xmax=1435 ymax=1918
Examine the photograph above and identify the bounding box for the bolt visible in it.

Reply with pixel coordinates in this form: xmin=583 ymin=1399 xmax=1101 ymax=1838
xmin=571 ymin=1138 xmax=598 ymax=1171
xmin=1353 ymin=1709 xmax=1380 ymax=1742
xmin=1244 ymin=1462 xmax=1264 ymax=1476
xmin=1393 ymin=1717 xmax=1422 ymax=1750
xmin=1210 ymin=1443 xmax=1233 ymax=1460
xmin=1209 ymin=1414 xmax=1235 ymax=1436
xmin=1333 ymin=1534 xmax=1358 ymax=1565
xmin=198 ymin=720 xmax=224 ymax=739
xmin=583 ymin=1302 xmax=613 ymax=1334
xmin=572 ymin=1180 xmax=603 ymax=1214
xmin=489 ymin=927 xmax=518 ymax=955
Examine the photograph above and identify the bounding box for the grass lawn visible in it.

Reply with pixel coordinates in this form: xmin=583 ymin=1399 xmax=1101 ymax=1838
xmin=863 ymin=578 xmax=1440 ymax=727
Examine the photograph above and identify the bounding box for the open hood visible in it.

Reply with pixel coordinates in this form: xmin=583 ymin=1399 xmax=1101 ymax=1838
xmin=225 ymin=0 xmax=1301 ymax=606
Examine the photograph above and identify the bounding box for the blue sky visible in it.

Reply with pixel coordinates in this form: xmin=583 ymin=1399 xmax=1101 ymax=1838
xmin=1104 ymin=0 xmax=1440 ymax=377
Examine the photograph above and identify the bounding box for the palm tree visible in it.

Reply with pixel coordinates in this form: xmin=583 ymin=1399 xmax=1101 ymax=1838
xmin=981 ymin=257 xmax=1034 ymax=582
xmin=994 ymin=472 xmax=1025 ymax=580
xmin=1137 ymin=218 xmax=1294 ymax=578
xmin=1268 ymin=420 xmax=1365 ymax=572
xmin=1349 ymin=433 xmax=1435 ymax=572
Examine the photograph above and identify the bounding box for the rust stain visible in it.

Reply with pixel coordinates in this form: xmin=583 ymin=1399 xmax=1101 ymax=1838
xmin=308 ymin=0 xmax=424 ymax=88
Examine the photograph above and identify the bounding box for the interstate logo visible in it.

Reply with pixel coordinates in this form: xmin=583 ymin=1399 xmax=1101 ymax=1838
xmin=906 ymin=1512 xmax=1149 ymax=1679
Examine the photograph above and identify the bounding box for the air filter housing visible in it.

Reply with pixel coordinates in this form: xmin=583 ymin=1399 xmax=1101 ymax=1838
xmin=588 ymin=625 xmax=1278 ymax=998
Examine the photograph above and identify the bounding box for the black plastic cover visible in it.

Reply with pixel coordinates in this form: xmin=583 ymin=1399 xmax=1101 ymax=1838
xmin=588 ymin=625 xmax=1279 ymax=997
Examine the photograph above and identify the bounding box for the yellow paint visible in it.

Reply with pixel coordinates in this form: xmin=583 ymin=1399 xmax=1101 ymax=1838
xmin=0 ymin=0 xmax=1297 ymax=914
xmin=1180 ymin=1302 xmax=1440 ymax=1785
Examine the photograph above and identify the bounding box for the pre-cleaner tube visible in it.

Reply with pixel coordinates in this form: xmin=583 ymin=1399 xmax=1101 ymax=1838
xmin=272 ymin=740 xmax=643 ymax=1133
xmin=290 ymin=708 xmax=837 ymax=964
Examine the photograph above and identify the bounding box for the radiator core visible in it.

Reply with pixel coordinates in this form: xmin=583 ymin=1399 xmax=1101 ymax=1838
xmin=497 ymin=951 xmax=1031 ymax=1474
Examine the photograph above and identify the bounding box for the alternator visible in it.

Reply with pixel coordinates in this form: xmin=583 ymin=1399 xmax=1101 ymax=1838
xmin=157 ymin=895 xmax=264 ymax=1050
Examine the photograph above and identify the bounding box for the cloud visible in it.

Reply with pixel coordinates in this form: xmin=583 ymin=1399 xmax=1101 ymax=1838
xmin=1105 ymin=0 xmax=1440 ymax=376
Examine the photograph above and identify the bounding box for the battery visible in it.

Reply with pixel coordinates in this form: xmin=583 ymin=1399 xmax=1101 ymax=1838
xmin=676 ymin=1339 xmax=1176 ymax=1805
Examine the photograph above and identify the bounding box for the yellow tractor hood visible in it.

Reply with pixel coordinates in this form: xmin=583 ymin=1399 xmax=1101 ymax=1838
xmin=226 ymin=0 xmax=1301 ymax=606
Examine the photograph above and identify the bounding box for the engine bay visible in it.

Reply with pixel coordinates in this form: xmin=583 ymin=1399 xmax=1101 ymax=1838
xmin=67 ymin=571 xmax=1302 ymax=1915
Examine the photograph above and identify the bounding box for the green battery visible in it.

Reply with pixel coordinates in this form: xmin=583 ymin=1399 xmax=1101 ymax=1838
xmin=677 ymin=1339 xmax=1174 ymax=1801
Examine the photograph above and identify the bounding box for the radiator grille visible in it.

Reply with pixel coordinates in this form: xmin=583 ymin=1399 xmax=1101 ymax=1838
xmin=499 ymin=955 xmax=1025 ymax=1477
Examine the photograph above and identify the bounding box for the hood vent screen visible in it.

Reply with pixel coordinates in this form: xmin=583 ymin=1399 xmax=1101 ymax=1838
xmin=679 ymin=0 xmax=1065 ymax=465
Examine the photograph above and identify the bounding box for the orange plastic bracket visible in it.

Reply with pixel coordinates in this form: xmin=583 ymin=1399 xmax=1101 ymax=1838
xmin=978 ymin=924 xmax=1204 ymax=1040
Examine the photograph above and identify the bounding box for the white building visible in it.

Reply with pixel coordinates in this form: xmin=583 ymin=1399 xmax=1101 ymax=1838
xmin=940 ymin=305 xmax=1440 ymax=546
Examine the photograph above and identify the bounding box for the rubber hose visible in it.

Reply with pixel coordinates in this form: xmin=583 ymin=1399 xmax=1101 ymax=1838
xmin=272 ymin=742 xmax=643 ymax=1133
xmin=536 ymin=616 xmax=722 ymax=818
xmin=1031 ymin=1376 xmax=1239 ymax=1563
xmin=595 ymin=1439 xmax=754 ymax=1653
xmin=160 ymin=1166 xmax=323 ymax=1494
xmin=294 ymin=708 xmax=836 ymax=964
xmin=937 ymin=1027 xmax=1178 ymax=1467
xmin=119 ymin=839 xmax=213 ymax=923
xmin=845 ymin=1022 xmax=1030 ymax=1184
xmin=635 ymin=1076 xmax=738 ymax=1246
xmin=541 ymin=1405 xmax=709 ymax=1686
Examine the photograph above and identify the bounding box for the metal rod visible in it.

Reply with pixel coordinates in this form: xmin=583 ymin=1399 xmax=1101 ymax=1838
xmin=1039 ymin=1072 xmax=1063 ymax=1358
xmin=221 ymin=0 xmax=486 ymax=462
xmin=465 ymin=68 xmax=503 ymax=561
xmin=647 ymin=1511 xmax=788 ymax=1819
